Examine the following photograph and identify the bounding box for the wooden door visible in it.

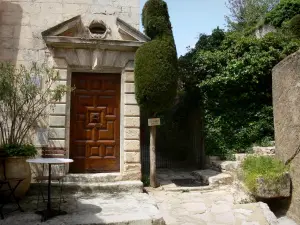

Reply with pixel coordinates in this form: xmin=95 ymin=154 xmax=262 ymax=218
xmin=70 ymin=73 xmax=120 ymax=173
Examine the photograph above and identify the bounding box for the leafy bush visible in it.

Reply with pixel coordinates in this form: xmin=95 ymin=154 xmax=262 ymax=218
xmin=265 ymin=0 xmax=300 ymax=27
xmin=289 ymin=14 xmax=300 ymax=37
xmin=0 ymin=63 xmax=71 ymax=145
xmin=3 ymin=143 xmax=37 ymax=157
xmin=241 ymin=155 xmax=288 ymax=193
xmin=179 ymin=28 xmax=300 ymax=158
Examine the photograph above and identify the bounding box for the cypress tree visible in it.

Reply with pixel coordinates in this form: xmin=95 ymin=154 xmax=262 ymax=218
xmin=135 ymin=0 xmax=178 ymax=187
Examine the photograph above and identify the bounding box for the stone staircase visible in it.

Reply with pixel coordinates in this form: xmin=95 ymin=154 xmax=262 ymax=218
xmin=157 ymin=166 xmax=235 ymax=192
xmin=28 ymin=173 xmax=143 ymax=197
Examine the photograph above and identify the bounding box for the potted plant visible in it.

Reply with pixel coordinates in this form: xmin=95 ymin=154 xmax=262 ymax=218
xmin=0 ymin=63 xmax=71 ymax=198
xmin=2 ymin=144 xmax=37 ymax=198
xmin=240 ymin=155 xmax=290 ymax=198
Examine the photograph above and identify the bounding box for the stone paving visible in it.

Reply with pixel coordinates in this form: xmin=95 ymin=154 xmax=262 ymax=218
xmin=147 ymin=168 xmax=299 ymax=225
xmin=0 ymin=192 xmax=164 ymax=225
xmin=147 ymin=186 xmax=280 ymax=225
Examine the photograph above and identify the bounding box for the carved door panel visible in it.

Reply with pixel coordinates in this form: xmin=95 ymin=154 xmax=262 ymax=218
xmin=70 ymin=73 xmax=120 ymax=173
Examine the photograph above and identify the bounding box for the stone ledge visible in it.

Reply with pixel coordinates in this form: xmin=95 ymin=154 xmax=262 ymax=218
xmin=64 ymin=173 xmax=123 ymax=183
xmin=192 ymin=169 xmax=233 ymax=186
xmin=28 ymin=181 xmax=144 ymax=196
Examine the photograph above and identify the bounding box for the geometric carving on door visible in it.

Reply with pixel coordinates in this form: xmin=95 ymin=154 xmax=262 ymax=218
xmin=70 ymin=73 xmax=120 ymax=173
xmin=86 ymin=107 xmax=107 ymax=129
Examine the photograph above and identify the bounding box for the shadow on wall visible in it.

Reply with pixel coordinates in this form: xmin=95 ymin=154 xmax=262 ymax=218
xmin=0 ymin=2 xmax=22 ymax=65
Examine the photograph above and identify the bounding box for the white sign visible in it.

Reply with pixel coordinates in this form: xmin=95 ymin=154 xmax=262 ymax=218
xmin=148 ymin=118 xmax=161 ymax=126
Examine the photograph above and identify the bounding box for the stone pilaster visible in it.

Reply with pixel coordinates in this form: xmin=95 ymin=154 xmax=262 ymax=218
xmin=122 ymin=64 xmax=141 ymax=180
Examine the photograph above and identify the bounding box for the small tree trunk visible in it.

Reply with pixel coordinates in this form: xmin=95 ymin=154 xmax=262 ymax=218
xmin=150 ymin=125 xmax=158 ymax=188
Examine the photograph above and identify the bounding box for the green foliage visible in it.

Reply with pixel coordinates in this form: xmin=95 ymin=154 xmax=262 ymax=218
xmin=135 ymin=0 xmax=178 ymax=115
xmin=241 ymin=155 xmax=288 ymax=193
xmin=135 ymin=38 xmax=178 ymax=114
xmin=265 ymin=0 xmax=300 ymax=27
xmin=0 ymin=63 xmax=72 ymax=146
xmin=2 ymin=143 xmax=37 ymax=157
xmin=255 ymin=136 xmax=274 ymax=147
xmin=225 ymin=0 xmax=279 ymax=31
xmin=195 ymin=27 xmax=226 ymax=51
xmin=289 ymin=14 xmax=300 ymax=37
xmin=142 ymin=0 xmax=172 ymax=39
xmin=179 ymin=28 xmax=300 ymax=158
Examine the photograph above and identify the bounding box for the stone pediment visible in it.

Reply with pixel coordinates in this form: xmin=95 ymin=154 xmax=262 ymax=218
xmin=42 ymin=15 xmax=150 ymax=50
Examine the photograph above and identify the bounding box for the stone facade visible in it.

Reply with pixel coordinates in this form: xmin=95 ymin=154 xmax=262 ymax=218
xmin=273 ymin=50 xmax=300 ymax=223
xmin=0 ymin=0 xmax=147 ymax=181
xmin=0 ymin=0 xmax=139 ymax=65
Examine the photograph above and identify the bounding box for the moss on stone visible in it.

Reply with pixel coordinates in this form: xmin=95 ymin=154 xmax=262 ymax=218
xmin=241 ymin=155 xmax=288 ymax=195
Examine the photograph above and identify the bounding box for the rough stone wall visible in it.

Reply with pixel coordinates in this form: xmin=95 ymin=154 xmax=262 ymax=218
xmin=255 ymin=24 xmax=276 ymax=39
xmin=273 ymin=50 xmax=300 ymax=223
xmin=0 ymin=0 xmax=140 ymax=65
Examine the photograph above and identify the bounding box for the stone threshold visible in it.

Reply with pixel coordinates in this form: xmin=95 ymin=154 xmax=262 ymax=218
xmin=64 ymin=173 xmax=123 ymax=183
xmin=28 ymin=180 xmax=143 ymax=196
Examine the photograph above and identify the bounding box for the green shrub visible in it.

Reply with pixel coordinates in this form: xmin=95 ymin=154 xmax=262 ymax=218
xmin=289 ymin=14 xmax=300 ymax=37
xmin=179 ymin=28 xmax=300 ymax=159
xmin=265 ymin=0 xmax=300 ymax=27
xmin=2 ymin=143 xmax=37 ymax=157
xmin=241 ymin=155 xmax=288 ymax=193
xmin=135 ymin=38 xmax=178 ymax=114
xmin=142 ymin=0 xmax=172 ymax=39
xmin=135 ymin=0 xmax=178 ymax=115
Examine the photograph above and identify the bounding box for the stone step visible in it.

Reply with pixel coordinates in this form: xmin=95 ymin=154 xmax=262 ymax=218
xmin=64 ymin=173 xmax=123 ymax=183
xmin=27 ymin=180 xmax=143 ymax=197
xmin=210 ymin=160 xmax=241 ymax=173
xmin=191 ymin=169 xmax=234 ymax=186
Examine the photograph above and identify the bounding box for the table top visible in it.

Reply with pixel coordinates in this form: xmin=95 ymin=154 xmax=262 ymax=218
xmin=26 ymin=158 xmax=73 ymax=164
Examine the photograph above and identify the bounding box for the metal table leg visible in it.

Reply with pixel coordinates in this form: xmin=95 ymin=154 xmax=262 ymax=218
xmin=36 ymin=164 xmax=67 ymax=222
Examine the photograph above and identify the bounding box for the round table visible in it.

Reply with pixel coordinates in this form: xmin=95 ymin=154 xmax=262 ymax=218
xmin=26 ymin=158 xmax=73 ymax=221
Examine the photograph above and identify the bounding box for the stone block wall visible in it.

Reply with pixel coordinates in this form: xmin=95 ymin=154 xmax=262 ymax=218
xmin=0 ymin=0 xmax=140 ymax=65
xmin=0 ymin=0 xmax=142 ymax=180
xmin=273 ymin=50 xmax=300 ymax=223
xmin=122 ymin=69 xmax=141 ymax=179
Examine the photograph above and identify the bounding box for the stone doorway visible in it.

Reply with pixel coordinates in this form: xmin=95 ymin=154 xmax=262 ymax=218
xmin=40 ymin=14 xmax=150 ymax=180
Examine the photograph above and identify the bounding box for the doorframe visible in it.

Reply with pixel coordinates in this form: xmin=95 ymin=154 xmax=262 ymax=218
xmin=48 ymin=56 xmax=141 ymax=180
